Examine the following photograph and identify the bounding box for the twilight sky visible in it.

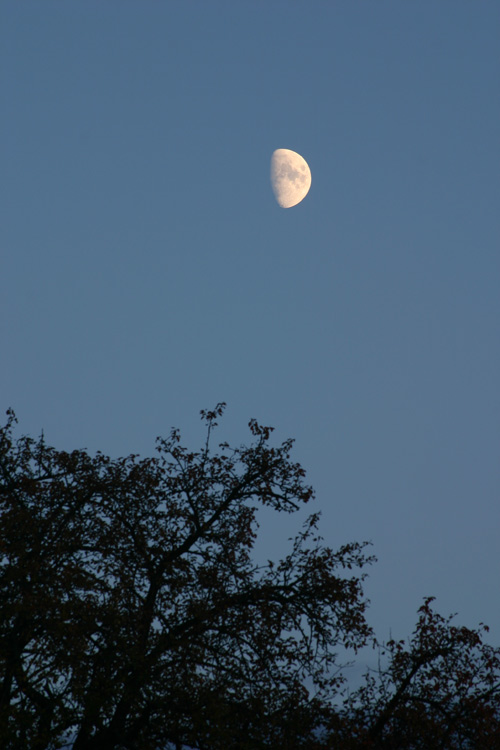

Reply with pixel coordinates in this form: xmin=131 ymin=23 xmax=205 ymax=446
xmin=1 ymin=1 xmax=499 ymax=651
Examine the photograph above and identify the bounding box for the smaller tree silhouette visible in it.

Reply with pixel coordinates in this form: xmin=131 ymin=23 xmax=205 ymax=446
xmin=335 ymin=597 xmax=500 ymax=748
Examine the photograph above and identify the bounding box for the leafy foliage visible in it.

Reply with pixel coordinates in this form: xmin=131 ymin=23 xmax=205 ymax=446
xmin=0 ymin=406 xmax=372 ymax=749
xmin=1 ymin=406 xmax=499 ymax=749
xmin=335 ymin=598 xmax=500 ymax=748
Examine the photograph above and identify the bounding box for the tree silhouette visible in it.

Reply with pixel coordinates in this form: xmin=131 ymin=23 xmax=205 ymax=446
xmin=1 ymin=406 xmax=499 ymax=749
xmin=0 ymin=405 xmax=373 ymax=749
xmin=334 ymin=597 xmax=500 ymax=749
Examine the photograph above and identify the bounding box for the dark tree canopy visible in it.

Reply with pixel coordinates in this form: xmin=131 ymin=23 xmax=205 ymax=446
xmin=0 ymin=406 xmax=373 ymax=749
xmin=1 ymin=406 xmax=499 ymax=750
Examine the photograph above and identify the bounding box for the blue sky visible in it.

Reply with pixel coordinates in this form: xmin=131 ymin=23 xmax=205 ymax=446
xmin=1 ymin=0 xmax=499 ymax=651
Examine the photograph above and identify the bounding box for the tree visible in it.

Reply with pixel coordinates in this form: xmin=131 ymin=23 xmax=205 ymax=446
xmin=335 ymin=597 xmax=500 ymax=749
xmin=2 ymin=406 xmax=499 ymax=749
xmin=0 ymin=405 xmax=373 ymax=749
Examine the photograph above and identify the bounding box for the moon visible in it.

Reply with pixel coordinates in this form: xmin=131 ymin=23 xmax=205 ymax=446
xmin=270 ymin=148 xmax=311 ymax=208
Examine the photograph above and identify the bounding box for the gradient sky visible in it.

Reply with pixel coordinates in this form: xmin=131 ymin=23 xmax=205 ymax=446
xmin=2 ymin=1 xmax=499 ymax=655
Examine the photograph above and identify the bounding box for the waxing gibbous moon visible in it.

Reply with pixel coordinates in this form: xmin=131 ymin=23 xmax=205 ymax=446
xmin=270 ymin=148 xmax=311 ymax=208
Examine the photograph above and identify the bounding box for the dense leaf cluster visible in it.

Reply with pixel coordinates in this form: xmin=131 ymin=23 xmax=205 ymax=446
xmin=1 ymin=406 xmax=499 ymax=749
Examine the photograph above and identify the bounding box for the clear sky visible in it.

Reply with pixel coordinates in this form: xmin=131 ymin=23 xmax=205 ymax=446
xmin=2 ymin=1 xmax=499 ymax=651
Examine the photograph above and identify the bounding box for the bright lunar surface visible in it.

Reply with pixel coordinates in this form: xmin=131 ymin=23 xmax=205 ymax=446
xmin=270 ymin=148 xmax=311 ymax=208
